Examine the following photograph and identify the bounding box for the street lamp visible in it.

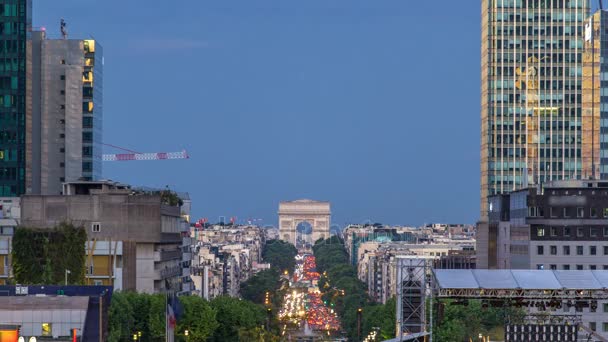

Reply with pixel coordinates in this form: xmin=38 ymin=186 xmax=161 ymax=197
xmin=184 ymin=329 xmax=190 ymax=341
xmin=132 ymin=333 xmax=138 ymax=341
xmin=65 ymin=269 xmax=71 ymax=285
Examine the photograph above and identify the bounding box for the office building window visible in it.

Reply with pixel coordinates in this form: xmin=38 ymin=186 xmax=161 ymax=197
xmin=537 ymin=228 xmax=545 ymax=237
xmin=577 ymin=246 xmax=584 ymax=255
xmin=577 ymin=207 xmax=585 ymax=217
xmin=604 ymin=227 xmax=608 ymax=237
xmin=60 ymin=75 xmax=65 ymax=80
xmin=550 ymin=207 xmax=557 ymax=217
xmin=550 ymin=246 xmax=557 ymax=255
xmin=604 ymin=265 xmax=608 ymax=270
xmin=537 ymin=264 xmax=544 ymax=270
xmin=537 ymin=246 xmax=544 ymax=255
xmin=564 ymin=246 xmax=570 ymax=255
xmin=41 ymin=323 xmax=51 ymax=336
xmin=592 ymin=228 xmax=599 ymax=237
xmin=577 ymin=228 xmax=584 ymax=237
xmin=604 ymin=246 xmax=608 ymax=255
xmin=550 ymin=264 xmax=557 ymax=270
xmin=564 ymin=208 xmax=570 ymax=217
xmin=563 ymin=265 xmax=570 ymax=270
xmin=591 ymin=322 xmax=597 ymax=331
xmin=591 ymin=246 xmax=597 ymax=255
xmin=564 ymin=227 xmax=571 ymax=236
xmin=592 ymin=208 xmax=598 ymax=217
xmin=590 ymin=265 xmax=597 ymax=270
xmin=550 ymin=227 xmax=557 ymax=236
xmin=91 ymin=222 xmax=100 ymax=233
xmin=604 ymin=303 xmax=608 ymax=313
xmin=577 ymin=265 xmax=584 ymax=270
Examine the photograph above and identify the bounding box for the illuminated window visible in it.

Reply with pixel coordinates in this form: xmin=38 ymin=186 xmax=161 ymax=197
xmin=41 ymin=323 xmax=52 ymax=336
xmin=83 ymin=101 xmax=93 ymax=113
xmin=84 ymin=40 xmax=95 ymax=53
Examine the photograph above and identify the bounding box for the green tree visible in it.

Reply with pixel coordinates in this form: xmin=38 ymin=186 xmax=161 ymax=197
xmin=238 ymin=326 xmax=280 ymax=342
xmin=262 ymin=240 xmax=297 ymax=272
xmin=147 ymin=294 xmax=167 ymax=341
xmin=107 ymin=292 xmax=136 ymax=342
xmin=210 ymin=296 xmax=266 ymax=342
xmin=433 ymin=300 xmax=523 ymax=341
xmin=240 ymin=269 xmax=279 ymax=304
xmin=176 ymin=296 xmax=218 ymax=341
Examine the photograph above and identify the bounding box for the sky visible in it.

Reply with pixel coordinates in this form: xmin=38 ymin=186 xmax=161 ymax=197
xmin=34 ymin=0 xmax=482 ymax=227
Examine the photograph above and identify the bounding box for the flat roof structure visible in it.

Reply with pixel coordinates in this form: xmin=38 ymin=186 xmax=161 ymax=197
xmin=433 ymin=269 xmax=608 ymax=299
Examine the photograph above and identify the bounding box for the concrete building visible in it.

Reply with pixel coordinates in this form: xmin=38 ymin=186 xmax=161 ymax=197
xmin=19 ymin=180 xmax=191 ymax=294
xmin=480 ymin=0 xmax=591 ymax=218
xmin=26 ymin=30 xmax=103 ymax=195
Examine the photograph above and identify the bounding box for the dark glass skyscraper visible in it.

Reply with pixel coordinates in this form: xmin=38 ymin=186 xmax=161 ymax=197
xmin=0 ymin=0 xmax=30 ymax=196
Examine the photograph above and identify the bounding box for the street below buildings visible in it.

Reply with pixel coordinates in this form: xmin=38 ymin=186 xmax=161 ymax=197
xmin=279 ymin=253 xmax=345 ymax=341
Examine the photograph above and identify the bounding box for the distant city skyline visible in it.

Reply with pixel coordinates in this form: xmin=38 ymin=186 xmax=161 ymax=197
xmin=34 ymin=0 xmax=483 ymax=226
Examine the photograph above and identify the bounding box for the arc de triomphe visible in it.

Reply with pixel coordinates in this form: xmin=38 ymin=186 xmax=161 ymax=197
xmin=278 ymin=200 xmax=331 ymax=246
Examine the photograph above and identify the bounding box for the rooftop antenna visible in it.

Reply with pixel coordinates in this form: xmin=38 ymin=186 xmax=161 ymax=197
xmin=60 ymin=18 xmax=67 ymax=39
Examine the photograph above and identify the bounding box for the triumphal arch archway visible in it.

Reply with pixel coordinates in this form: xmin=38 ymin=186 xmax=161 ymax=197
xmin=278 ymin=200 xmax=331 ymax=248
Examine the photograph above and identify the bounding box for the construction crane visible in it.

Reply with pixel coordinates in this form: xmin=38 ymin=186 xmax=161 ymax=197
xmin=102 ymin=143 xmax=189 ymax=162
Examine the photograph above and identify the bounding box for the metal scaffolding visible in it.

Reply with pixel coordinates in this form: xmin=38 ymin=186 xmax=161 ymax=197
xmin=396 ymin=257 xmax=433 ymax=342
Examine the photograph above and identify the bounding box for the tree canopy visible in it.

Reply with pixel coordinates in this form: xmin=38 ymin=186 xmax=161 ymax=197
xmin=262 ymin=240 xmax=297 ymax=272
xmin=240 ymin=269 xmax=280 ymax=304
xmin=209 ymin=296 xmax=267 ymax=342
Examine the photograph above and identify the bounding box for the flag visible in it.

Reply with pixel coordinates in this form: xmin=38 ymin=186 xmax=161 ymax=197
xmin=167 ymin=303 xmax=176 ymax=329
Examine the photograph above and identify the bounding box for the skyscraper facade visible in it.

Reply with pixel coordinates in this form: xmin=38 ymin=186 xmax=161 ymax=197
xmin=26 ymin=30 xmax=103 ymax=194
xmin=583 ymin=10 xmax=608 ymax=180
xmin=480 ymin=0 xmax=590 ymax=217
xmin=0 ymin=0 xmax=31 ymax=196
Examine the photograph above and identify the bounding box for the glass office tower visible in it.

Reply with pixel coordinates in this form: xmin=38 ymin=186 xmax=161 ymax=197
xmin=480 ymin=0 xmax=590 ymax=217
xmin=583 ymin=10 xmax=608 ymax=180
xmin=0 ymin=0 xmax=30 ymax=196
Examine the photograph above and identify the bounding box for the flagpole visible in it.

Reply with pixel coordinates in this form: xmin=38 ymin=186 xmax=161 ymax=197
xmin=165 ymin=291 xmax=168 ymax=342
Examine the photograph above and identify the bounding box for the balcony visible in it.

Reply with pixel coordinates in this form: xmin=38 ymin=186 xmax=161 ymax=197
xmin=159 ymin=249 xmax=181 ymax=261
xmin=182 ymin=252 xmax=192 ymax=262
xmin=159 ymin=265 xmax=181 ymax=279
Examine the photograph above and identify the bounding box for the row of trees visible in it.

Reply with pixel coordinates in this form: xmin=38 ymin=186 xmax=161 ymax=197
xmin=312 ymin=236 xmax=396 ymax=340
xmin=108 ymin=240 xmax=301 ymax=341
xmin=108 ymin=292 xmax=273 ymax=342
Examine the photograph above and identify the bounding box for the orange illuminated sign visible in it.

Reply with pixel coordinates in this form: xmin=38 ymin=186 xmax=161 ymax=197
xmin=0 ymin=329 xmax=18 ymax=342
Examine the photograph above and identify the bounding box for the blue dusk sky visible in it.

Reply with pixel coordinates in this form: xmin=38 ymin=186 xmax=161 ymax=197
xmin=34 ymin=0 xmax=488 ymax=227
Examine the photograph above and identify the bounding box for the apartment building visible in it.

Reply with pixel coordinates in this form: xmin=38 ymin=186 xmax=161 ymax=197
xmin=190 ymin=224 xmax=265 ymax=299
